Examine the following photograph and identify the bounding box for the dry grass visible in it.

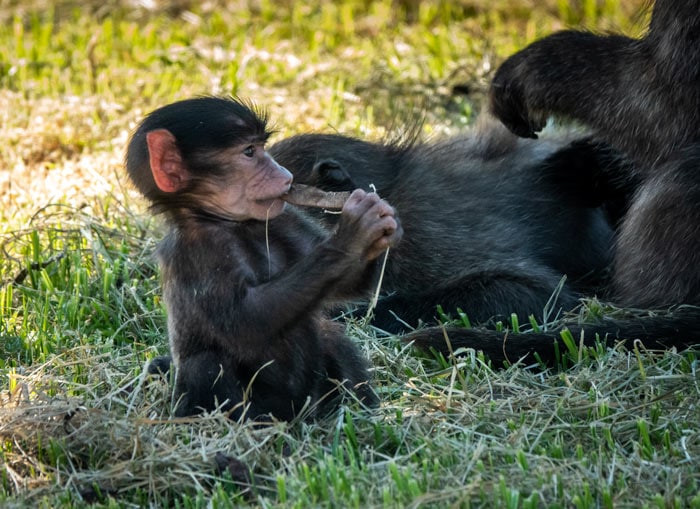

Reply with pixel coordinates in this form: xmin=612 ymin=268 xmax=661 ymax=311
xmin=1 ymin=330 xmax=698 ymax=506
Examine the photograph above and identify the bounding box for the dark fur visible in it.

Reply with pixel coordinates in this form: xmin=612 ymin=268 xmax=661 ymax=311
xmin=490 ymin=0 xmax=700 ymax=308
xmin=153 ymin=212 xmax=379 ymax=420
xmin=127 ymin=97 xmax=381 ymax=420
xmin=402 ymin=0 xmax=700 ymax=362
xmin=269 ymin=121 xmax=619 ymax=334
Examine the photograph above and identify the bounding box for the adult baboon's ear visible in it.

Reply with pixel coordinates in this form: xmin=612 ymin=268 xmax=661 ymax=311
xmin=313 ymin=159 xmax=355 ymax=190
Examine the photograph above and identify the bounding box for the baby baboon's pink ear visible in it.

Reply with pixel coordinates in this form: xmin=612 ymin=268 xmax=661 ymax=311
xmin=146 ymin=129 xmax=189 ymax=192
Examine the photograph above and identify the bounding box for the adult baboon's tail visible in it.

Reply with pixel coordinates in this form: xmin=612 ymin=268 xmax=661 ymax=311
xmin=404 ymin=306 xmax=700 ymax=366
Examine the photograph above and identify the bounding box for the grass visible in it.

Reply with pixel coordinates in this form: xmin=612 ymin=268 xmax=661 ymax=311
xmin=2 ymin=0 xmax=699 ymax=507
